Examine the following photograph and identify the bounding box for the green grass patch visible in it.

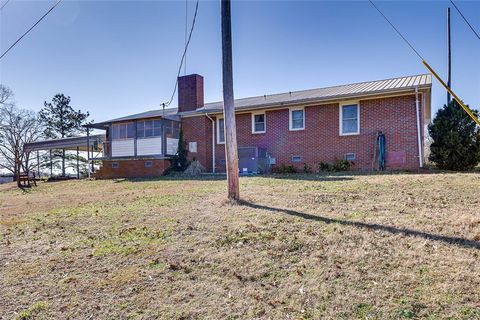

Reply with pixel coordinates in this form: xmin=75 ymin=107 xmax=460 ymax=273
xmin=16 ymin=301 xmax=47 ymax=320
xmin=92 ymin=226 xmax=169 ymax=256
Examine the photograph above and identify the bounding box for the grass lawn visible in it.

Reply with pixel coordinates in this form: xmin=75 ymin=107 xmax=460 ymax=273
xmin=0 ymin=172 xmax=479 ymax=319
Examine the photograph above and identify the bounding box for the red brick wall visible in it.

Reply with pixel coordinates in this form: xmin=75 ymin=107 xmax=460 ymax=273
xmin=178 ymin=74 xmax=204 ymax=113
xmin=182 ymin=94 xmax=425 ymax=172
xmin=182 ymin=116 xmax=213 ymax=172
xmin=94 ymin=159 xmax=170 ymax=179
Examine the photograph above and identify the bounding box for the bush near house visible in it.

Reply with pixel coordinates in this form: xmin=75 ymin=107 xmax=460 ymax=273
xmin=428 ymin=100 xmax=480 ymax=170
xmin=166 ymin=130 xmax=189 ymax=174
xmin=319 ymin=159 xmax=353 ymax=172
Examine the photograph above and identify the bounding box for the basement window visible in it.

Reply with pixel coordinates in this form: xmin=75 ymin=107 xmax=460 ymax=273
xmin=145 ymin=160 xmax=153 ymax=168
xmin=112 ymin=162 xmax=119 ymax=169
xmin=292 ymin=156 xmax=302 ymax=163
xmin=345 ymin=153 xmax=356 ymax=161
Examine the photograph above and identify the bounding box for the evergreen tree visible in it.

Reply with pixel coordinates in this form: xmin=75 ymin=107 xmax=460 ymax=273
xmin=428 ymin=100 xmax=480 ymax=170
xmin=170 ymin=130 xmax=189 ymax=172
xmin=39 ymin=94 xmax=90 ymax=176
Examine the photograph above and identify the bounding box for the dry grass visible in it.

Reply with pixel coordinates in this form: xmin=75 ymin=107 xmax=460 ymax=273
xmin=0 ymin=172 xmax=479 ymax=319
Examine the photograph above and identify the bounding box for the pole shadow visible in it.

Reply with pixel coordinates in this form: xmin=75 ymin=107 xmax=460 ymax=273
xmin=239 ymin=200 xmax=480 ymax=250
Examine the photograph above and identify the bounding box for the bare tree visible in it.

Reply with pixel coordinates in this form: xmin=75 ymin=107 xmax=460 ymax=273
xmin=0 ymin=85 xmax=14 ymax=106
xmin=0 ymin=86 xmax=43 ymax=186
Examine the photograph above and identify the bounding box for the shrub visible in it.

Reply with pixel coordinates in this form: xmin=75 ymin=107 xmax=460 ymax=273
xmin=272 ymin=163 xmax=297 ymax=174
xmin=319 ymin=161 xmax=331 ymax=172
xmin=318 ymin=159 xmax=352 ymax=172
xmin=168 ymin=130 xmax=189 ymax=173
xmin=429 ymin=100 xmax=480 ymax=170
xmin=332 ymin=159 xmax=352 ymax=171
xmin=303 ymin=163 xmax=312 ymax=173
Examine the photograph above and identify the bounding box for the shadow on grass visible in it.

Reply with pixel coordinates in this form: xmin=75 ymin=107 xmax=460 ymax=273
xmin=105 ymin=168 xmax=480 ymax=183
xmin=265 ymin=174 xmax=354 ymax=182
xmin=262 ymin=168 xmax=480 ymax=181
xmin=239 ymin=200 xmax=480 ymax=250
xmin=113 ymin=174 xmax=227 ymax=183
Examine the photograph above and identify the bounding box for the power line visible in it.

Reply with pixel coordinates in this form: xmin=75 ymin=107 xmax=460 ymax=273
xmin=368 ymin=0 xmax=425 ymax=61
xmin=368 ymin=0 xmax=480 ymax=126
xmin=0 ymin=0 xmax=10 ymax=11
xmin=164 ymin=0 xmax=199 ymax=107
xmin=0 ymin=0 xmax=62 ymax=60
xmin=449 ymin=0 xmax=480 ymax=41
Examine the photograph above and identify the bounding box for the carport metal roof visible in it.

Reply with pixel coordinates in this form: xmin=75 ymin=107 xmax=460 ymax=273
xmin=25 ymin=134 xmax=105 ymax=152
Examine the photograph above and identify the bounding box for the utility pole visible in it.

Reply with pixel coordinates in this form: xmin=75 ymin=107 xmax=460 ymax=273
xmin=447 ymin=7 xmax=452 ymax=105
xmin=221 ymin=0 xmax=240 ymax=200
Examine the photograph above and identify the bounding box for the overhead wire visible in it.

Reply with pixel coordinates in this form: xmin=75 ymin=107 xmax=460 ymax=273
xmin=368 ymin=0 xmax=424 ymax=61
xmin=164 ymin=0 xmax=199 ymax=107
xmin=368 ymin=0 xmax=480 ymax=126
xmin=0 ymin=0 xmax=10 ymax=11
xmin=449 ymin=0 xmax=480 ymax=41
xmin=0 ymin=0 xmax=62 ymax=60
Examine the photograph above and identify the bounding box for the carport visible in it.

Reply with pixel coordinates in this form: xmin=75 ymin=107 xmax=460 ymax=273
xmin=25 ymin=134 xmax=106 ymax=178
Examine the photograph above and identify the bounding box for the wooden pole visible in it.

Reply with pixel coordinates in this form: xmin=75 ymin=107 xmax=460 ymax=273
xmin=447 ymin=7 xmax=452 ymax=105
xmin=221 ymin=0 xmax=240 ymax=200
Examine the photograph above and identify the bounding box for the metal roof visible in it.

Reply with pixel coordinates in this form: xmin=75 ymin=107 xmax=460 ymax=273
xmin=87 ymin=73 xmax=431 ymax=125
xmin=25 ymin=134 xmax=105 ymax=152
xmin=183 ymin=73 xmax=432 ymax=115
xmin=87 ymin=108 xmax=180 ymax=129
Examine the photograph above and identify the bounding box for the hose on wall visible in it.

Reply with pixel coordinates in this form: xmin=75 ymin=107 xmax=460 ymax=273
xmin=377 ymin=132 xmax=386 ymax=171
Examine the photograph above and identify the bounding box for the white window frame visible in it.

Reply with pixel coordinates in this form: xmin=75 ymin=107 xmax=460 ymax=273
xmin=289 ymin=107 xmax=305 ymax=131
xmin=251 ymin=111 xmax=266 ymax=134
xmin=216 ymin=117 xmax=225 ymax=144
xmin=339 ymin=101 xmax=360 ymax=136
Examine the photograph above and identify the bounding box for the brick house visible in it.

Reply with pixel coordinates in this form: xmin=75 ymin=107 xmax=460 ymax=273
xmin=88 ymin=73 xmax=431 ymax=178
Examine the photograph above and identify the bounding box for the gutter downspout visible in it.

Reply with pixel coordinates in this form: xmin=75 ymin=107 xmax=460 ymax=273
xmin=415 ymin=87 xmax=424 ymax=168
xmin=205 ymin=113 xmax=216 ymax=173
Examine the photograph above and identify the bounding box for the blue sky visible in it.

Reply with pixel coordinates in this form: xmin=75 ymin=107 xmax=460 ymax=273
xmin=1 ymin=0 xmax=479 ymax=125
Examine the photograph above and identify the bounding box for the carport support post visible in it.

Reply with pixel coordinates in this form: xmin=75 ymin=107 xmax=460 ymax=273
xmin=76 ymin=147 xmax=80 ymax=179
xmin=49 ymin=149 xmax=53 ymax=176
xmin=36 ymin=151 xmax=40 ymax=178
xmin=90 ymin=144 xmax=94 ymax=173
xmin=86 ymin=128 xmax=90 ymax=178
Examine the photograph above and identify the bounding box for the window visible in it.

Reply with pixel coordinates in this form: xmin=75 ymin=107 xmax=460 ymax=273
xmin=111 ymin=123 xmax=135 ymax=140
xmin=252 ymin=112 xmax=266 ymax=133
xmin=289 ymin=108 xmax=305 ymax=130
xmin=292 ymin=156 xmax=302 ymax=163
xmin=153 ymin=120 xmax=162 ymax=136
xmin=145 ymin=120 xmax=153 ymax=137
xmin=112 ymin=162 xmax=119 ymax=169
xmin=217 ymin=117 xmax=225 ymax=144
xmin=145 ymin=160 xmax=153 ymax=168
xmin=340 ymin=103 xmax=360 ymax=135
xmin=345 ymin=153 xmax=356 ymax=161
xmin=137 ymin=119 xmax=162 ymax=138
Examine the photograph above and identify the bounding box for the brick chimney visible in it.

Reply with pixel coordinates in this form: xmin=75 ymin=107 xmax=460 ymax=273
xmin=178 ymin=74 xmax=204 ymax=112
